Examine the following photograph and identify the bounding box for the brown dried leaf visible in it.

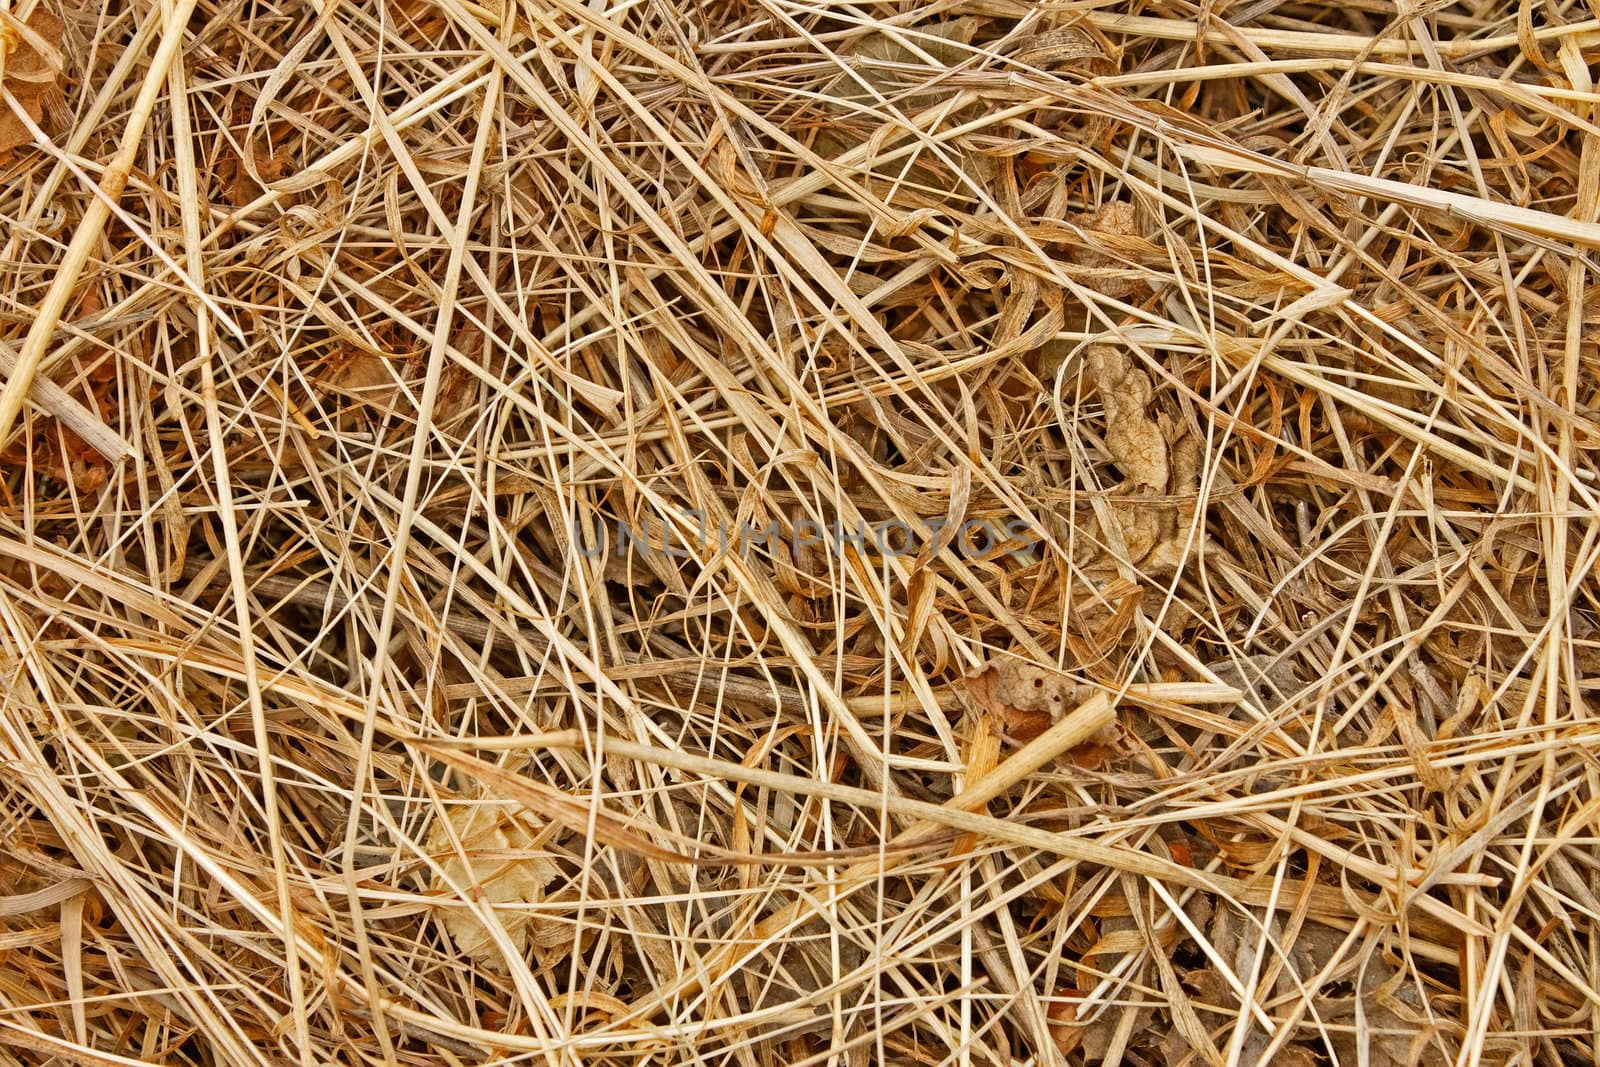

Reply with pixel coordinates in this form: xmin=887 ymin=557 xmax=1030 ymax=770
xmin=422 ymin=745 xmax=696 ymax=867
xmin=1206 ymin=653 xmax=1302 ymax=710
xmin=965 ymin=658 xmax=1088 ymax=741
xmin=1272 ymin=926 xmax=1457 ymax=1066
xmin=1068 ymin=201 xmax=1144 ymax=299
xmin=1078 ymin=344 xmax=1203 ymax=574
xmin=225 ymin=142 xmax=296 ymax=206
xmin=1088 ymin=345 xmax=1167 ymax=492
xmin=825 ymin=18 xmax=981 ymax=108
xmin=0 ymin=9 xmax=63 ymax=161
xmin=324 ymin=350 xmax=402 ymax=411
xmin=1046 ymin=991 xmax=1085 ymax=1057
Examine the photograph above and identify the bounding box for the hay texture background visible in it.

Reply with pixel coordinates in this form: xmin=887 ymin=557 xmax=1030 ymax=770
xmin=1 ymin=0 xmax=1599 ymax=1063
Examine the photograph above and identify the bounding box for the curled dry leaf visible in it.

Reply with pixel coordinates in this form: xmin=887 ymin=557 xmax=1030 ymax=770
xmin=1183 ymin=917 xmax=1457 ymax=1066
xmin=1072 ymin=916 xmax=1156 ymax=1060
xmin=821 ymin=18 xmax=980 ymax=112
xmin=321 ymin=349 xmax=405 ymax=418
xmin=1067 ymin=200 xmax=1145 ymax=299
xmin=1205 ymin=653 xmax=1301 ymax=710
xmin=428 ymin=790 xmax=561 ymax=969
xmin=1046 ymin=988 xmax=1085 ymax=1057
xmin=1039 ymin=201 xmax=1205 ymax=579
xmin=814 ymin=18 xmax=991 ymax=187
xmin=965 ymin=657 xmax=1091 ymax=741
xmin=1082 ymin=343 xmax=1201 ymax=572
xmin=1010 ymin=26 xmax=1108 ymax=72
xmin=1089 ymin=345 xmax=1167 ymax=492
xmin=1290 ymin=926 xmax=1455 ymax=1067
xmin=0 ymin=9 xmax=64 ymax=161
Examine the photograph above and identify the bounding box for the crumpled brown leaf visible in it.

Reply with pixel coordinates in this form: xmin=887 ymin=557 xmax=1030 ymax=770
xmin=965 ymin=657 xmax=1091 ymax=741
xmin=1073 ymin=913 xmax=1156 ymax=1060
xmin=815 ymin=18 xmax=992 ymax=187
xmin=1083 ymin=343 xmax=1201 ymax=572
xmin=822 ymin=18 xmax=980 ymax=112
xmin=1089 ymin=344 xmax=1167 ymax=493
xmin=428 ymin=790 xmax=562 ymax=969
xmin=1067 ymin=201 xmax=1145 ymax=299
xmin=323 ymin=350 xmax=403 ymax=412
xmin=1183 ymin=919 xmax=1457 ymax=1067
xmin=0 ymin=9 xmax=64 ymax=161
xmin=1307 ymin=930 xmax=1455 ymax=1067
xmin=1205 ymin=653 xmax=1301 ymax=710
xmin=1036 ymin=202 xmax=1204 ymax=581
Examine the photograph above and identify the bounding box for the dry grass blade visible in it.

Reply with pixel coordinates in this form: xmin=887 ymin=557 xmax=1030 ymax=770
xmin=0 ymin=0 xmax=1596 ymax=1063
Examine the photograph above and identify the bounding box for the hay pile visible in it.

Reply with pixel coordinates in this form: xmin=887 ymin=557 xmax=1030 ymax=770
xmin=1 ymin=0 xmax=1598 ymax=1062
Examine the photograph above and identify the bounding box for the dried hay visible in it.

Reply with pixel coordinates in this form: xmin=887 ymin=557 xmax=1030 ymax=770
xmin=0 ymin=0 xmax=1598 ymax=1062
